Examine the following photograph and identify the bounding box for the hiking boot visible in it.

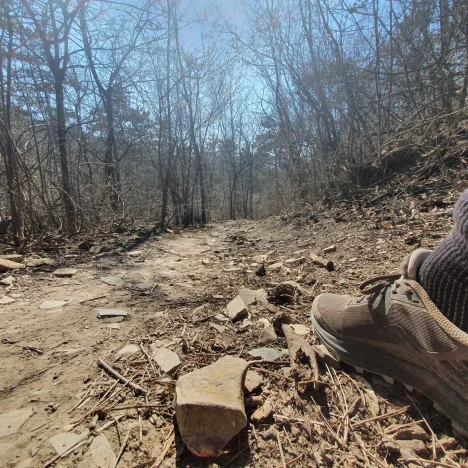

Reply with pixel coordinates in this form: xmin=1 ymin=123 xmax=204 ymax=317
xmin=311 ymin=248 xmax=468 ymax=437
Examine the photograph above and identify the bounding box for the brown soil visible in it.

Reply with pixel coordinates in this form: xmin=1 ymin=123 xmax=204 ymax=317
xmin=0 ymin=191 xmax=466 ymax=467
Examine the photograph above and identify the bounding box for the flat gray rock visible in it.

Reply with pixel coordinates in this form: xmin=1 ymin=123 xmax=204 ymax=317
xmin=248 ymin=347 xmax=281 ymax=361
xmin=89 ymin=245 xmax=102 ymax=254
xmin=39 ymin=300 xmax=68 ymax=310
xmin=116 ymin=344 xmax=140 ymax=357
xmin=77 ymin=434 xmax=116 ymax=468
xmin=54 ymin=268 xmax=77 ymax=278
xmin=48 ymin=430 xmax=89 ymax=455
xmin=0 ymin=408 xmax=34 ymax=438
xmin=210 ymin=322 xmax=228 ymax=333
xmin=101 ymin=276 xmax=124 ymax=287
xmin=153 ymin=347 xmax=180 ymax=374
xmin=238 ymin=288 xmax=268 ymax=306
xmin=96 ymin=308 xmax=128 ymax=319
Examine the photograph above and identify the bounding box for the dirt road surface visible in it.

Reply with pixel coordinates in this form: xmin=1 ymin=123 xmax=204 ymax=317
xmin=0 ymin=211 xmax=461 ymax=467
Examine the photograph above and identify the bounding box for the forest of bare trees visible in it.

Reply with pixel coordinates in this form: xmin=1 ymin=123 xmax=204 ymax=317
xmin=1 ymin=0 xmax=467 ymax=245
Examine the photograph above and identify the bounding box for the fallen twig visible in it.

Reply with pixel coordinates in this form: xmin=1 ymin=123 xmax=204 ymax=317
xmin=97 ymin=358 xmax=148 ymax=395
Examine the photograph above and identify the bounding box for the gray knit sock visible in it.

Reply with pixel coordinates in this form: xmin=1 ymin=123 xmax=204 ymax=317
xmin=418 ymin=190 xmax=468 ymax=332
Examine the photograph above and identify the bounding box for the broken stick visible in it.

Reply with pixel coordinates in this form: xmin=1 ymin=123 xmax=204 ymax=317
xmin=97 ymin=358 xmax=147 ymax=395
xmin=282 ymin=324 xmax=320 ymax=390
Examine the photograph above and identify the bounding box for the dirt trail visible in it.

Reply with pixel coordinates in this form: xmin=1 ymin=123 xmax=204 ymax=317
xmin=0 ymin=225 xmax=229 ymax=467
xmin=0 ymin=212 xmax=463 ymax=468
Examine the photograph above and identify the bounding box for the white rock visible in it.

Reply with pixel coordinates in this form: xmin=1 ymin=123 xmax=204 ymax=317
xmin=153 ymin=347 xmax=180 ymax=374
xmin=77 ymin=434 xmax=116 ymax=468
xmin=39 ymin=300 xmax=68 ymax=310
xmin=116 ymin=344 xmax=140 ymax=357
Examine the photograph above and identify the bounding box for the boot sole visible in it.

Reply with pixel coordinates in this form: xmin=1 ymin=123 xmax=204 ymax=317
xmin=310 ymin=311 xmax=468 ymax=438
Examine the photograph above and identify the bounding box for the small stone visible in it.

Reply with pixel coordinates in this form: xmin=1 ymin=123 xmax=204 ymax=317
xmin=25 ymin=257 xmax=54 ymax=267
xmin=116 ymin=344 xmax=140 ymax=357
xmin=244 ymin=371 xmax=263 ymax=393
xmin=314 ymin=344 xmax=341 ymax=370
xmin=0 ymin=408 xmax=34 ymax=438
xmin=153 ymin=347 xmax=180 ymax=374
xmin=0 ymin=258 xmax=25 ymax=272
xmin=258 ymin=327 xmax=277 ymax=346
xmin=39 ymin=300 xmax=68 ymax=310
xmin=176 ymin=356 xmax=249 ymax=457
xmin=0 ymin=254 xmax=23 ymax=263
xmin=390 ymin=424 xmax=429 ymax=441
xmin=54 ymin=268 xmax=77 ymax=278
xmin=214 ymin=314 xmax=229 ymax=322
xmin=105 ymin=323 xmax=121 ymax=330
xmin=89 ymin=245 xmax=102 ymax=254
xmin=127 ymin=250 xmax=142 ymax=257
xmin=0 ymin=297 xmax=15 ymax=304
xmin=96 ymin=308 xmax=128 ymax=319
xmin=48 ymin=430 xmax=89 ymax=455
xmin=238 ymin=288 xmax=268 ymax=306
xmin=0 ymin=275 xmax=15 ymax=286
xmin=77 ymin=434 xmax=116 ymax=468
xmin=201 ymin=258 xmax=210 ymax=265
xmin=210 ymin=322 xmax=228 ymax=333
xmin=226 ymin=295 xmax=248 ymax=321
xmin=323 ymin=245 xmax=336 ymax=254
xmin=248 ymin=348 xmax=281 ymax=361
xmin=284 ymin=257 xmax=306 ymax=265
xmin=266 ymin=262 xmax=283 ymax=272
xmin=101 ymin=276 xmax=124 ymax=287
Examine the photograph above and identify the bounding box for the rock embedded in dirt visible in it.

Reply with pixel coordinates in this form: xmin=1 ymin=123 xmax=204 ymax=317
xmin=389 ymin=423 xmax=429 ymax=441
xmin=51 ymin=348 xmax=87 ymax=360
xmin=258 ymin=326 xmax=277 ymax=346
xmin=152 ymin=347 xmax=180 ymax=374
xmin=238 ymin=288 xmax=269 ymax=306
xmin=0 ymin=297 xmax=15 ymax=305
xmin=248 ymin=347 xmax=282 ymax=361
xmin=116 ymin=344 xmax=140 ymax=357
xmin=0 ymin=408 xmax=34 ymax=438
xmin=77 ymin=434 xmax=116 ymax=468
xmin=48 ymin=430 xmax=89 ymax=455
xmin=210 ymin=322 xmax=228 ymax=333
xmin=39 ymin=300 xmax=68 ymax=310
xmin=96 ymin=308 xmax=128 ymax=319
xmin=25 ymin=257 xmax=54 ymax=267
xmin=244 ymin=371 xmax=264 ymax=394
xmin=105 ymin=323 xmax=121 ymax=330
xmin=0 ymin=254 xmax=23 ymax=263
xmin=89 ymin=245 xmax=102 ymax=254
xmin=323 ymin=245 xmax=336 ymax=254
xmin=101 ymin=276 xmax=125 ymax=287
xmin=54 ymin=268 xmax=77 ymax=278
xmin=0 ymin=258 xmax=25 ymax=272
xmin=226 ymin=295 xmax=248 ymax=321
xmin=175 ymin=356 xmax=249 ymax=457
xmin=0 ymin=275 xmax=15 ymax=286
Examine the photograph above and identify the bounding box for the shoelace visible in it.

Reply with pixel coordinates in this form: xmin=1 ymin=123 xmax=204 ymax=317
xmin=356 ymin=274 xmax=420 ymax=303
